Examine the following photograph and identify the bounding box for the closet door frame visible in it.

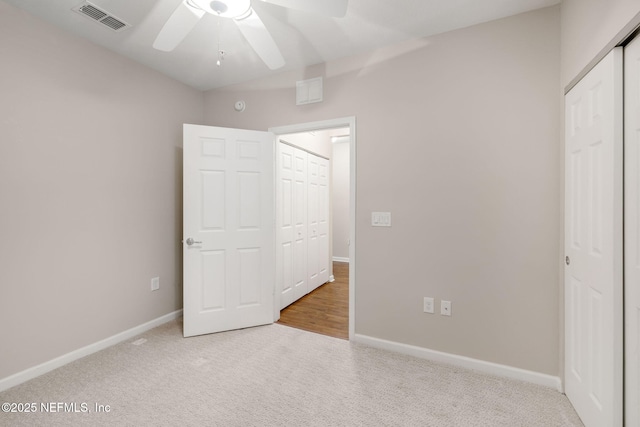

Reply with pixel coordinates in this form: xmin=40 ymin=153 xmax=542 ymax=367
xmin=624 ymin=35 xmax=640 ymax=427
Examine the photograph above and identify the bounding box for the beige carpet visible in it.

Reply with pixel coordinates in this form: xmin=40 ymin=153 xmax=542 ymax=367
xmin=0 ymin=319 xmax=583 ymax=426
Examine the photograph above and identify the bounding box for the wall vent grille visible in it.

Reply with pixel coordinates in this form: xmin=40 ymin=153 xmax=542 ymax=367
xmin=296 ymin=77 xmax=323 ymax=106
xmin=72 ymin=2 xmax=130 ymax=32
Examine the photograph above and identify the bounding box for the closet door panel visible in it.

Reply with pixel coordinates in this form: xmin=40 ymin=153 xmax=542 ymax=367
xmin=276 ymin=143 xmax=296 ymax=309
xmin=307 ymin=155 xmax=320 ymax=291
xmin=278 ymin=143 xmax=331 ymax=304
xmin=293 ymin=148 xmax=308 ymax=300
xmin=564 ymin=48 xmax=623 ymax=427
xmin=318 ymin=157 xmax=330 ymax=284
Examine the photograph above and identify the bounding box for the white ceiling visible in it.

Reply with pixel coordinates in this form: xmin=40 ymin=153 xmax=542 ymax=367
xmin=4 ymin=0 xmax=561 ymax=91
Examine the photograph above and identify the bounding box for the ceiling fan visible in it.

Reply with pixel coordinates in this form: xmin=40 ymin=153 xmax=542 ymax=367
xmin=153 ymin=0 xmax=348 ymax=70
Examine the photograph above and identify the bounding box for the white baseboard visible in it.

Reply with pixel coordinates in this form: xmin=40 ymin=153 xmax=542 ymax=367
xmin=333 ymin=257 xmax=349 ymax=263
xmin=353 ymin=334 xmax=562 ymax=392
xmin=0 ymin=309 xmax=183 ymax=393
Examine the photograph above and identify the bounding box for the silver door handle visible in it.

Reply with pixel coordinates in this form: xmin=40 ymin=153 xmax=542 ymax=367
xmin=185 ymin=238 xmax=202 ymax=246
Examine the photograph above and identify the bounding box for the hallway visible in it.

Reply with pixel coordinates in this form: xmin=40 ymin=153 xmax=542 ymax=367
xmin=277 ymin=261 xmax=349 ymax=339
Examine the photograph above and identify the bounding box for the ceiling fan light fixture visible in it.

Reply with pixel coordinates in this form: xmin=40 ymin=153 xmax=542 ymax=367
xmin=154 ymin=0 xmax=348 ymax=70
xmin=210 ymin=1 xmax=228 ymax=14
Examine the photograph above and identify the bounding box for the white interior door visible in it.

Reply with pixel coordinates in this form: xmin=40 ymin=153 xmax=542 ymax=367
xmin=292 ymin=147 xmax=308 ymax=301
xmin=307 ymin=154 xmax=320 ymax=291
xmin=564 ymin=48 xmax=623 ymax=427
xmin=625 ymin=36 xmax=640 ymax=427
xmin=276 ymin=143 xmax=308 ymax=309
xmin=276 ymin=142 xmax=295 ymax=308
xmin=183 ymin=124 xmax=275 ymax=337
xmin=318 ymin=157 xmax=330 ymax=284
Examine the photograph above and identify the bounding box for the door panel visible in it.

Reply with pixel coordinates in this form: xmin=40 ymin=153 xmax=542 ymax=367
xmin=276 ymin=143 xmax=308 ymax=309
xmin=564 ymin=48 xmax=623 ymax=427
xmin=276 ymin=143 xmax=295 ymax=308
xmin=625 ymin=36 xmax=640 ymax=427
xmin=307 ymin=155 xmax=320 ymax=291
xmin=183 ymin=124 xmax=275 ymax=337
xmin=293 ymin=148 xmax=308 ymax=300
xmin=318 ymin=157 xmax=330 ymax=284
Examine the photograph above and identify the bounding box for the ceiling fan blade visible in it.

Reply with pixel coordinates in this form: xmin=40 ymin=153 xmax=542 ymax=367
xmin=260 ymin=0 xmax=348 ymax=17
xmin=235 ymin=9 xmax=285 ymax=70
xmin=153 ymin=1 xmax=205 ymax=52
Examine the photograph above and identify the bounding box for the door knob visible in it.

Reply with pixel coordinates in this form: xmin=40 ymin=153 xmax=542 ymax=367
xmin=185 ymin=237 xmax=202 ymax=246
xmin=565 ymin=256 xmax=570 ymax=266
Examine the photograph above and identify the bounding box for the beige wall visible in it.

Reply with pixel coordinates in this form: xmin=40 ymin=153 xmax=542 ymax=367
xmin=204 ymin=7 xmax=561 ymax=375
xmin=561 ymin=0 xmax=640 ymax=86
xmin=0 ymin=2 xmax=203 ymax=379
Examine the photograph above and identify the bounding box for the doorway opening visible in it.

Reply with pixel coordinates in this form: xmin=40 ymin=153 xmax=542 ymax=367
xmin=269 ymin=117 xmax=356 ymax=340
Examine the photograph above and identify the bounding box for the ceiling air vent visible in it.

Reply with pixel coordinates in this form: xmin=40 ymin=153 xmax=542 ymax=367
xmin=72 ymin=2 xmax=130 ymax=32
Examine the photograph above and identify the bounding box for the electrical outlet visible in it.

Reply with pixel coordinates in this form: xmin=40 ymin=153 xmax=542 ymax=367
xmin=423 ymin=297 xmax=434 ymax=314
xmin=151 ymin=277 xmax=160 ymax=291
xmin=441 ymin=300 xmax=451 ymax=316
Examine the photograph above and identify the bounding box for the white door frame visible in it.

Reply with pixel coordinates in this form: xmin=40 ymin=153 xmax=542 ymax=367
xmin=624 ymin=35 xmax=640 ymax=426
xmin=270 ymin=116 xmax=357 ymax=340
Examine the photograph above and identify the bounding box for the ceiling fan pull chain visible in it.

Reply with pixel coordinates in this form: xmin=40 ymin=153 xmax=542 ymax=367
xmin=216 ymin=16 xmax=225 ymax=67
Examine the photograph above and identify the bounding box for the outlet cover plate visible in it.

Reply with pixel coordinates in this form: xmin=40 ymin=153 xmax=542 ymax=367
xmin=441 ymin=300 xmax=451 ymax=316
xmin=423 ymin=297 xmax=434 ymax=314
xmin=151 ymin=277 xmax=160 ymax=291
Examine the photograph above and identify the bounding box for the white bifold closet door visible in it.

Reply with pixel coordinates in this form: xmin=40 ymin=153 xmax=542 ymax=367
xmin=307 ymin=154 xmax=330 ymax=292
xmin=276 ymin=143 xmax=308 ymax=309
xmin=276 ymin=142 xmax=330 ymax=309
xmin=625 ymin=35 xmax=640 ymax=427
xmin=564 ymin=47 xmax=623 ymax=427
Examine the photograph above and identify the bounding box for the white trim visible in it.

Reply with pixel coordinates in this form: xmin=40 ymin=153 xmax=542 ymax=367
xmin=332 ymin=256 xmax=349 ymax=263
xmin=354 ymin=334 xmax=563 ymax=392
xmin=270 ymin=116 xmax=356 ymax=341
xmin=269 ymin=117 xmax=354 ymax=135
xmin=329 ymin=275 xmax=335 ymax=282
xmin=0 ymin=310 xmax=183 ymax=392
xmin=564 ymin=11 xmax=640 ymax=94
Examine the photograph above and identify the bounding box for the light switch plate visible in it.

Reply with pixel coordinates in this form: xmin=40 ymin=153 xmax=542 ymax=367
xmin=372 ymin=212 xmax=391 ymax=227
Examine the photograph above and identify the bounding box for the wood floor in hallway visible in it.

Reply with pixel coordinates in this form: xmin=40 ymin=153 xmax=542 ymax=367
xmin=277 ymin=261 xmax=349 ymax=340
